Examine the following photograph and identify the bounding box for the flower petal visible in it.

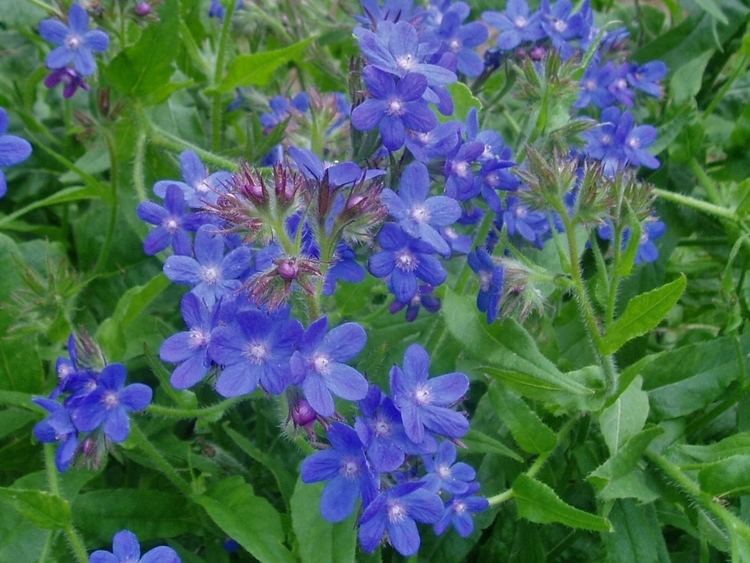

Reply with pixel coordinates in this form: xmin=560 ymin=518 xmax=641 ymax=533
xmin=112 ymin=530 xmax=141 ymax=560
xmin=104 ymin=407 xmax=130 ymax=443
xmin=216 ymin=362 xmax=260 ymax=397
xmin=321 ymin=322 xmax=367 ymax=361
xmin=325 ymin=363 xmax=369 ymax=401
xmin=303 ymin=374 xmax=335 ymax=416
xmin=119 ymin=383 xmax=153 ymax=411
xmin=387 ymin=516 xmax=420 ymax=556
xmin=301 ymin=449 xmax=341 ymax=482
xmin=321 ymin=477 xmax=359 ymax=522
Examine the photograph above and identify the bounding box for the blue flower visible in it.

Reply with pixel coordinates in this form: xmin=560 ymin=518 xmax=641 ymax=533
xmin=288 ymin=146 xmax=385 ymax=188
xmin=431 ymin=9 xmax=488 ymax=77
xmin=355 ymin=20 xmax=457 ymax=89
xmin=163 ymin=226 xmax=253 ymax=306
xmin=468 ymin=247 xmax=504 ymax=323
xmin=32 ymin=398 xmax=79 ymax=472
xmin=434 ymin=486 xmax=489 ymax=538
xmin=358 ymin=482 xmax=444 ymax=556
xmin=584 ymin=107 xmax=659 ymax=174
xmin=209 ymin=310 xmax=302 ymax=396
xmin=301 ymin=423 xmax=378 ymax=522
xmin=69 ymin=364 xmax=152 ymax=443
xmin=153 ymin=151 xmax=232 ymax=208
xmin=0 ymin=108 xmax=32 ymax=198
xmin=137 ymin=185 xmax=202 ymax=256
xmin=482 ymin=0 xmax=545 ymax=50
xmin=355 ymin=385 xmax=435 ymax=471
xmin=390 ymin=344 xmax=469 ymax=443
xmin=351 ymin=67 xmax=437 ymax=151
xmin=421 ymin=441 xmax=476 ymax=494
xmin=441 ymin=226 xmax=472 ymax=255
xmin=404 ymin=122 xmax=461 ymax=162
xmin=636 ymin=219 xmax=666 ymax=264
xmin=369 ymin=223 xmax=447 ymax=302
xmin=89 ymin=529 xmax=180 ymax=563
xmin=443 ymin=140 xmax=484 ymax=201
xmin=323 ymin=243 xmax=366 ymax=295
xmin=290 ymin=316 xmax=369 ymax=416
xmin=358 ymin=0 xmax=419 ymax=25
xmin=627 ymin=61 xmax=667 ymax=98
xmin=381 ymin=161 xmax=461 ymax=256
xmin=39 ymin=4 xmax=109 ymax=76
xmin=389 ymin=284 xmax=441 ymax=322
xmin=160 ymin=293 xmax=217 ymax=390
xmin=540 ymin=0 xmax=591 ymax=58
xmin=501 ymin=195 xmax=550 ymax=246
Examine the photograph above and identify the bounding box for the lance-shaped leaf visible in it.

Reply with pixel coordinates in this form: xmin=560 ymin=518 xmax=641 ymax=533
xmin=488 ymin=383 xmax=556 ymax=454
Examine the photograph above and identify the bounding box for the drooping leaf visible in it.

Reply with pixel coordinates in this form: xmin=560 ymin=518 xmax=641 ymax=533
xmin=512 ymin=474 xmax=612 ymax=532
xmin=0 ymin=488 xmax=70 ymax=530
xmin=488 ymin=383 xmax=556 ymax=454
xmin=698 ymin=455 xmax=750 ymax=497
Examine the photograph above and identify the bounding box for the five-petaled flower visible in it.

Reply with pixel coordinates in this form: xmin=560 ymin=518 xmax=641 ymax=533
xmin=89 ymin=529 xmax=180 ymax=563
xmin=39 ymin=3 xmax=109 ymax=76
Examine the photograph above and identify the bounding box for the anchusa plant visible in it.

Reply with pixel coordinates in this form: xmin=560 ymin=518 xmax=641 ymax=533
xmin=5 ymin=0 xmax=750 ymax=561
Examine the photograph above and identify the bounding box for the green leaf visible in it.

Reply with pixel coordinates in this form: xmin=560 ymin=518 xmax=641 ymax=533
xmin=679 ymin=432 xmax=750 ymax=463
xmin=73 ymin=489 xmax=194 ymax=543
xmin=443 ymin=290 xmax=597 ymax=407
xmin=603 ymin=501 xmax=671 ymax=563
xmin=218 ymin=38 xmax=315 ymax=92
xmin=195 ymin=476 xmax=294 ymax=563
xmin=600 ymin=275 xmax=686 ymax=354
xmin=694 ymin=0 xmax=729 ymax=24
xmin=589 ymin=426 xmax=664 ymax=489
xmin=488 ymin=383 xmax=556 ymax=454
xmin=446 ymin=82 xmax=481 ymax=121
xmin=291 ymin=479 xmax=356 ymax=563
xmin=105 ymin=0 xmax=179 ymax=99
xmin=462 ymin=429 xmax=524 ymax=462
xmin=512 ymin=474 xmax=612 ymax=532
xmin=698 ymin=455 xmax=750 ymax=497
xmin=599 ymin=377 xmax=650 ymax=455
xmin=640 ymin=335 xmax=745 ymax=419
xmin=670 ymin=50 xmax=713 ymax=104
xmin=0 ymin=488 xmax=70 ymax=530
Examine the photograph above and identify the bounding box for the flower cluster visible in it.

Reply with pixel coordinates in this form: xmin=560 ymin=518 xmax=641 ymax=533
xmin=301 ymin=344 xmax=487 ymax=556
xmin=39 ymin=3 xmax=109 ymax=98
xmin=33 ymin=335 xmax=152 ymax=472
xmin=0 ymin=107 xmax=33 ymax=198
xmin=90 ymin=529 xmax=179 ymax=563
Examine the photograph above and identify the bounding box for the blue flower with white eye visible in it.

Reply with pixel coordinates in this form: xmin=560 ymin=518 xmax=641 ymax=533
xmin=89 ymin=529 xmax=180 ymax=563
xmin=468 ymin=247 xmax=504 ymax=323
xmin=290 ymin=316 xmax=369 ymax=417
xmin=209 ymin=310 xmax=302 ymax=397
xmin=351 ymin=67 xmax=437 ymax=151
xmin=39 ymin=4 xmax=109 ymax=76
xmin=381 ymin=161 xmax=462 ymax=256
xmin=0 ymin=108 xmax=32 ymax=198
xmin=482 ymin=0 xmax=545 ymax=50
xmin=32 ymin=398 xmax=79 ymax=472
xmin=68 ymin=364 xmax=152 ymax=443
xmin=137 ymin=184 xmax=203 ymax=256
xmin=390 ymin=344 xmax=470 ymax=443
xmin=358 ymin=482 xmax=444 ymax=556
xmin=421 ymin=441 xmax=476 ymax=494
xmin=153 ymin=150 xmax=232 ymax=208
xmin=369 ymin=223 xmax=447 ymax=302
xmin=434 ymin=484 xmax=489 ymax=538
xmin=301 ymin=423 xmax=378 ymax=523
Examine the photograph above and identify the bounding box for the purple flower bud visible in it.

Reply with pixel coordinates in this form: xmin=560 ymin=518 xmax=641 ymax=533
xmin=277 ymin=259 xmax=299 ymax=281
xmin=134 ymin=1 xmax=152 ymax=16
xmin=291 ymin=398 xmax=317 ymax=427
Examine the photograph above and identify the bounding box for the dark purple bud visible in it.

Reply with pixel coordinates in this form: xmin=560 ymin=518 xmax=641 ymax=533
xmin=529 ymin=46 xmax=546 ymax=61
xmin=277 ymin=259 xmax=299 ymax=280
xmin=291 ymin=398 xmax=317 ymax=427
xmin=134 ymin=1 xmax=152 ymax=16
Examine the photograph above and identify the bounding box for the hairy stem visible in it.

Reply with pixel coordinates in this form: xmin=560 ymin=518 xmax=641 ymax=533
xmin=210 ymin=0 xmax=237 ymax=152
xmin=93 ymin=131 xmax=119 ymax=276
xmin=129 ymin=421 xmax=193 ymax=497
xmin=149 ymin=125 xmax=238 ymax=170
xmin=147 ymin=397 xmax=248 ymax=420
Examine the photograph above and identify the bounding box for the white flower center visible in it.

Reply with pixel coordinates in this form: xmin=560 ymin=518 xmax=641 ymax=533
xmin=487 ymin=172 xmax=500 ymax=187
xmin=627 ymin=136 xmax=640 ymax=149
xmin=585 ymin=79 xmax=596 ymax=91
xmin=410 ymin=204 xmax=430 ymax=223
xmin=552 ymin=19 xmax=567 ymax=33
xmin=201 ymin=265 xmax=221 ymax=284
xmin=245 ymin=342 xmax=268 ymax=364
xmin=388 ymin=98 xmax=405 ymax=116
xmin=444 ymin=227 xmax=457 ymax=239
xmin=453 ymin=161 xmax=469 ymax=177
xmin=189 ymin=328 xmax=210 ymax=348
xmin=374 ymin=418 xmax=391 ymax=437
xmin=65 ymin=34 xmax=82 ymax=50
xmin=449 ymin=38 xmax=461 ymax=52
xmin=395 ymin=251 xmax=418 ymax=272
xmin=454 ymin=501 xmax=467 ymax=514
xmin=437 ymin=464 xmax=452 ymax=479
xmin=196 ymin=179 xmax=211 ymax=193
xmin=103 ymin=391 xmax=119 ymax=410
xmin=58 ymin=364 xmax=73 ymax=378
xmin=414 ymin=385 xmax=431 ymax=405
xmin=417 ymin=132 xmax=432 ymax=143
xmin=396 ymin=54 xmax=416 ymax=71
xmin=340 ymin=458 xmax=360 ymax=479
xmin=387 ymin=501 xmax=408 ymax=523
xmin=163 ymin=217 xmax=180 ymax=233
xmin=601 ymin=134 xmax=612 ymax=146
xmin=479 ymin=270 xmax=492 ymax=291
xmin=313 ymin=354 xmax=331 ymax=375
xmin=514 ymin=16 xmax=528 ymax=28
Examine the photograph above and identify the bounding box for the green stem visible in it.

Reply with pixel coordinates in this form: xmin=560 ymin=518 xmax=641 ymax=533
xmin=129 ymin=422 xmax=193 ymax=497
xmin=488 ymin=416 xmax=578 ymax=507
xmin=646 ymin=449 xmax=750 ymax=543
xmin=133 ymin=131 xmax=148 ymax=204
xmin=147 ymin=397 xmax=247 ymax=420
xmin=93 ymin=131 xmax=119 ymax=276
xmin=605 ymin=224 xmax=625 ymax=327
xmin=44 ymin=446 xmax=89 ymax=563
xmin=210 ymin=0 xmax=237 ymax=152
xmin=704 ymin=50 xmax=750 ymax=118
xmin=149 ymin=125 xmax=237 ymax=171
xmin=27 ymin=0 xmax=60 ymax=16
xmin=689 ymin=158 xmax=722 ymax=205
xmin=652 ymin=187 xmax=737 ymax=222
